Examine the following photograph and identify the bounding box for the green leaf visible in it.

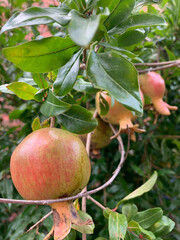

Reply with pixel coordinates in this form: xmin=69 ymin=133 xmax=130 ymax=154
xmin=122 ymin=204 xmax=138 ymax=222
xmin=95 ymin=238 xmax=108 ymax=240
xmin=100 ymin=43 xmax=137 ymax=59
xmin=63 ymin=0 xmax=80 ymax=11
xmin=97 ymin=92 xmax=109 ymax=115
xmin=64 ymin=229 xmax=76 ymax=240
xmin=57 ymin=105 xmax=98 ymax=134
xmin=53 ymin=49 xmax=82 ymax=96
xmin=72 ymin=210 xmax=95 ymax=234
xmin=112 ymin=14 xmax=166 ymax=35
xmin=32 ymin=73 xmax=49 ymax=89
xmin=104 ymin=0 xmax=135 ymax=30
xmin=0 ymin=7 xmax=70 ymax=34
xmin=150 ymin=216 xmax=175 ymax=237
xmin=7 ymin=82 xmax=38 ymax=100
xmin=116 ymin=171 xmax=158 ymax=208
xmin=133 ymin=208 xmax=163 ymax=229
xmin=32 ymin=117 xmax=42 ymax=131
xmin=103 ymin=207 xmax=112 ymax=219
xmin=18 ymin=77 xmax=37 ymax=87
xmin=0 ymin=84 xmax=14 ymax=94
xmin=40 ymin=90 xmax=71 ymax=117
xmin=73 ymin=78 xmax=99 ymax=94
xmin=108 ymin=212 xmax=128 ymax=240
xmin=3 ymin=37 xmax=79 ymax=73
xmin=86 ymin=48 xmax=143 ymax=116
xmin=68 ymin=10 xmax=100 ymax=47
xmin=117 ymin=29 xmax=148 ymax=47
xmin=128 ymin=221 xmax=156 ymax=240
xmin=34 ymin=89 xmax=47 ymax=102
xmin=97 ymin=0 xmax=109 ymax=8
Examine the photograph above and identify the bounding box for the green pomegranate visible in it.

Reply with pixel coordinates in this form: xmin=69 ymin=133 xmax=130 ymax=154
xmin=79 ymin=116 xmax=113 ymax=149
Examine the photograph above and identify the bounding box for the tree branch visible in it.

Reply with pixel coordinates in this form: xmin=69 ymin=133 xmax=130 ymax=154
xmin=135 ymin=60 xmax=180 ymax=66
xmin=137 ymin=61 xmax=180 ymax=74
xmin=26 ymin=211 xmax=53 ymax=233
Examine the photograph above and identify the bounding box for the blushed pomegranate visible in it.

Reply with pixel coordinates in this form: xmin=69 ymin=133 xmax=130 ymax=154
xmin=96 ymin=92 xmax=145 ymax=141
xmin=139 ymin=72 xmax=177 ymax=115
xmin=10 ymin=127 xmax=92 ymax=239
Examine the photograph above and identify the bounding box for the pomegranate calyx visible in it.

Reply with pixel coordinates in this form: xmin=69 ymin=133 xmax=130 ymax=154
xmin=152 ymin=99 xmax=178 ymax=115
xmin=50 ymin=201 xmax=93 ymax=240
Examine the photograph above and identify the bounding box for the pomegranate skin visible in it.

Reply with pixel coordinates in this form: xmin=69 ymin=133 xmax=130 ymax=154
xmin=10 ymin=128 xmax=91 ymax=200
xmin=139 ymin=72 xmax=165 ymax=99
xmin=139 ymin=72 xmax=178 ymax=115
xmin=96 ymin=92 xmax=137 ymax=128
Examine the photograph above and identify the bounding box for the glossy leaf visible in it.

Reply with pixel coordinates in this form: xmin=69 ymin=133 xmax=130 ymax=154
xmin=64 ymin=229 xmax=76 ymax=240
xmin=57 ymin=105 xmax=98 ymax=134
xmin=72 ymin=210 xmax=95 ymax=234
xmin=113 ymin=14 xmax=166 ymax=35
xmin=18 ymin=77 xmax=37 ymax=87
xmin=108 ymin=212 xmax=128 ymax=240
xmin=97 ymin=92 xmax=109 ymax=116
xmin=40 ymin=90 xmax=71 ymax=117
xmin=95 ymin=238 xmax=108 ymax=240
xmin=116 ymin=171 xmax=158 ymax=207
xmin=104 ymin=0 xmax=135 ymax=30
xmin=32 ymin=73 xmax=49 ymax=89
xmin=68 ymin=10 xmax=100 ymax=47
xmin=34 ymin=89 xmax=47 ymax=102
xmin=150 ymin=216 xmax=175 ymax=237
xmin=122 ymin=204 xmax=138 ymax=222
xmin=0 ymin=84 xmax=14 ymax=94
xmin=3 ymin=37 xmax=79 ymax=73
xmin=0 ymin=7 xmax=70 ymax=34
xmin=73 ymin=78 xmax=99 ymax=94
xmin=32 ymin=117 xmax=41 ymax=131
xmin=128 ymin=221 xmax=156 ymax=240
xmin=103 ymin=207 xmax=112 ymax=219
xmin=53 ymin=49 xmax=83 ymax=96
xmin=7 ymin=82 xmax=38 ymax=100
xmin=97 ymin=0 xmax=110 ymax=8
xmin=117 ymin=29 xmax=148 ymax=47
xmin=87 ymin=48 xmax=143 ymax=115
xmin=133 ymin=208 xmax=163 ymax=229
xmin=100 ymin=43 xmax=136 ymax=59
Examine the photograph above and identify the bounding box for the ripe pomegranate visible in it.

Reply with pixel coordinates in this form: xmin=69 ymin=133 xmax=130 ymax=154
xmin=96 ymin=92 xmax=145 ymax=141
xmin=10 ymin=128 xmax=92 ymax=239
xmin=79 ymin=116 xmax=113 ymax=149
xmin=139 ymin=72 xmax=178 ymax=115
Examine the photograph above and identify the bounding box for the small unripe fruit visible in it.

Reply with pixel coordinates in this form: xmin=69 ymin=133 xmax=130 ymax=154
xmin=79 ymin=116 xmax=113 ymax=149
xmin=139 ymin=72 xmax=178 ymax=115
xmin=10 ymin=128 xmax=92 ymax=239
xmin=96 ymin=92 xmax=145 ymax=141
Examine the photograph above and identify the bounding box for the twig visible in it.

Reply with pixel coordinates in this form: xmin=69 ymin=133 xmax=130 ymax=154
xmin=0 ymin=125 xmax=125 ymax=205
xmin=135 ymin=60 xmax=180 ymax=66
xmin=26 ymin=211 xmax=53 ymax=233
xmin=87 ymin=196 xmax=106 ymax=210
xmin=138 ymin=62 xmax=180 ymax=74
xmin=82 ymin=110 xmax=97 ymax=240
xmin=124 ymin=126 xmax=130 ymax=161
xmin=82 ymin=127 xmax=92 ymax=240
xmin=50 ymin=116 xmax=55 ymax=128
xmin=152 ymin=135 xmax=180 ymax=139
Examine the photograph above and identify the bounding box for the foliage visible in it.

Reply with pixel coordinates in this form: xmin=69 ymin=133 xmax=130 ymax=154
xmin=0 ymin=0 xmax=179 ymax=239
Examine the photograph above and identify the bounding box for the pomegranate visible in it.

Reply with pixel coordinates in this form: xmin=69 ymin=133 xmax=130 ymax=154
xmin=10 ymin=128 xmax=92 ymax=239
xmin=139 ymin=72 xmax=178 ymax=115
xmin=79 ymin=116 xmax=113 ymax=149
xmin=96 ymin=91 xmax=145 ymax=141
